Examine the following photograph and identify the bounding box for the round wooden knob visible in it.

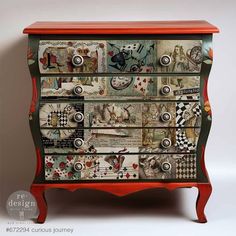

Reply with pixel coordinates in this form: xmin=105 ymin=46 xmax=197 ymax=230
xmin=160 ymin=112 xmax=172 ymax=122
xmin=73 ymin=138 xmax=84 ymax=148
xmin=161 ymin=162 xmax=172 ymax=172
xmin=161 ymin=138 xmax=172 ymax=148
xmin=160 ymin=55 xmax=172 ymax=66
xmin=73 ymin=85 xmax=84 ymax=96
xmin=73 ymin=112 xmax=84 ymax=123
xmin=72 ymin=54 xmax=84 ymax=66
xmin=74 ymin=162 xmax=84 ymax=172
xmin=160 ymin=85 xmax=171 ymax=95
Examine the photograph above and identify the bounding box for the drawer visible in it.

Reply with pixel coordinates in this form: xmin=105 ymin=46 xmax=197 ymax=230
xmin=39 ymin=101 xmax=201 ymax=128
xmin=44 ymin=154 xmax=196 ymax=181
xmin=41 ymin=128 xmax=200 ymax=154
xmin=40 ymin=76 xmax=200 ymax=100
xmin=38 ymin=40 xmax=202 ymax=74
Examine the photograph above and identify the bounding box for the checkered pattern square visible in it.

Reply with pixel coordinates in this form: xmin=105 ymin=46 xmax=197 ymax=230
xmin=176 ymin=102 xmax=191 ymax=127
xmin=47 ymin=111 xmax=68 ymax=127
xmin=176 ymin=155 xmax=197 ymax=179
xmin=192 ymin=104 xmax=201 ymax=117
xmin=175 ymin=129 xmax=196 ymax=151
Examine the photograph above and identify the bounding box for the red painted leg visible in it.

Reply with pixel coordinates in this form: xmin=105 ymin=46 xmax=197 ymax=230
xmin=196 ymin=183 xmax=212 ymax=223
xmin=30 ymin=185 xmax=47 ymax=223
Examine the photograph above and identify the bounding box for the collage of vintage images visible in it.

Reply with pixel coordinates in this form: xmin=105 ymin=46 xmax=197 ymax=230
xmin=38 ymin=40 xmax=203 ymax=74
xmin=44 ymin=153 xmax=197 ymax=181
xmin=39 ymin=101 xmax=201 ymax=129
xmin=40 ymin=76 xmax=200 ymax=100
xmin=41 ymin=127 xmax=200 ymax=154
xmin=37 ymin=40 xmax=204 ymax=181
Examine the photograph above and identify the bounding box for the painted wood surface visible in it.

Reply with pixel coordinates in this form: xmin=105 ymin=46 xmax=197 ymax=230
xmin=23 ymin=21 xmax=219 ymax=35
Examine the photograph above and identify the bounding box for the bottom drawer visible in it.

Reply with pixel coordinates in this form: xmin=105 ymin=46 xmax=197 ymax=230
xmin=44 ymin=154 xmax=197 ymax=181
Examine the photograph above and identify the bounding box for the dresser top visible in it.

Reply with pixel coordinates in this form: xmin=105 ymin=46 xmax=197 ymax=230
xmin=23 ymin=21 xmax=219 ymax=35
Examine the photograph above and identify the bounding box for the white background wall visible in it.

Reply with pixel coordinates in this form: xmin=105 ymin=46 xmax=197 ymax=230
xmin=0 ymin=0 xmax=235 ymax=235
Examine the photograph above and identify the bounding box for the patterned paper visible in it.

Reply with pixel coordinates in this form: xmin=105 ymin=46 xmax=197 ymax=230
xmin=44 ymin=154 xmax=196 ymax=181
xmin=40 ymin=76 xmax=200 ymax=100
xmin=38 ymin=40 xmax=107 ymax=73
xmin=157 ymin=40 xmax=203 ymax=73
xmin=41 ymin=128 xmax=200 ymax=154
xmin=107 ymin=40 xmax=157 ymax=73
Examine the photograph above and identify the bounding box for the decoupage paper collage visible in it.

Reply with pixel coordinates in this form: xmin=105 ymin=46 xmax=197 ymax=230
xmin=38 ymin=40 xmax=203 ymax=74
xmin=41 ymin=127 xmax=200 ymax=154
xmin=44 ymin=153 xmax=197 ymax=181
xmin=38 ymin=39 xmax=203 ymax=182
xmin=40 ymin=76 xmax=200 ymax=100
xmin=39 ymin=101 xmax=201 ymax=129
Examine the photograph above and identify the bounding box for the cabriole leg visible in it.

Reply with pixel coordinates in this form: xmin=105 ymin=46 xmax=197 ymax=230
xmin=196 ymin=183 xmax=212 ymax=223
xmin=30 ymin=185 xmax=47 ymax=223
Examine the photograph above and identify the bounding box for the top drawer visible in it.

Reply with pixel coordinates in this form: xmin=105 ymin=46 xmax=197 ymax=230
xmin=38 ymin=40 xmax=203 ymax=74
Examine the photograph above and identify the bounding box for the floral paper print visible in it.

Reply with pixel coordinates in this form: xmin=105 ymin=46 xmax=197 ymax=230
xmin=44 ymin=154 xmax=139 ymax=181
xmin=27 ymin=47 xmax=35 ymax=65
xmin=204 ymin=45 xmax=213 ymax=65
xmin=45 ymin=155 xmax=81 ymax=180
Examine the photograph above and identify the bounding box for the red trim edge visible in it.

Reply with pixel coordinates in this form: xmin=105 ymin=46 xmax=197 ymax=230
xmin=31 ymin=182 xmax=198 ymax=197
xmin=35 ymin=148 xmax=42 ymax=177
xmin=30 ymin=77 xmax=37 ymax=113
xmin=200 ymin=145 xmax=210 ymax=182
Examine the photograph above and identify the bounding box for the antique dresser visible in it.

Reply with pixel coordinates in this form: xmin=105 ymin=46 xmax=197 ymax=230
xmin=23 ymin=21 xmax=219 ymax=223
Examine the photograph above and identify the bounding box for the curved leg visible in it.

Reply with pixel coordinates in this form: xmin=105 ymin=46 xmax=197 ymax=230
xmin=196 ymin=183 xmax=212 ymax=223
xmin=30 ymin=185 xmax=47 ymax=223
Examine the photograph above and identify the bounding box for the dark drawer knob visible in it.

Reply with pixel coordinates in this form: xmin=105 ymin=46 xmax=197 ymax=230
xmin=161 ymin=162 xmax=172 ymax=172
xmin=74 ymin=162 xmax=84 ymax=172
xmin=73 ymin=112 xmax=84 ymax=123
xmin=161 ymin=138 xmax=172 ymax=148
xmin=160 ymin=85 xmax=171 ymax=95
xmin=161 ymin=112 xmax=172 ymax=122
xmin=73 ymin=85 xmax=84 ymax=96
xmin=160 ymin=55 xmax=172 ymax=66
xmin=72 ymin=54 xmax=84 ymax=66
xmin=73 ymin=138 xmax=84 ymax=148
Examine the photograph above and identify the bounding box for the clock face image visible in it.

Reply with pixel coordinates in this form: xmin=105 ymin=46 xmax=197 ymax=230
xmin=110 ymin=77 xmax=133 ymax=90
xmin=190 ymin=46 xmax=203 ymax=64
xmin=41 ymin=129 xmax=76 ymax=140
xmin=39 ymin=103 xmax=79 ymax=128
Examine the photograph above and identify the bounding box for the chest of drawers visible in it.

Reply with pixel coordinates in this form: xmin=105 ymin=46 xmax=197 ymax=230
xmin=23 ymin=21 xmax=219 ymax=223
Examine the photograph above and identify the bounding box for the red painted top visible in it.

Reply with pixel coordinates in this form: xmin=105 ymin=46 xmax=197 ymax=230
xmin=23 ymin=21 xmax=219 ymax=35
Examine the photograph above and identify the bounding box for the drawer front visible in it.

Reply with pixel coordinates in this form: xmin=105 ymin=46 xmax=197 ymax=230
xmin=39 ymin=101 xmax=201 ymax=128
xmin=44 ymin=154 xmax=196 ymax=181
xmin=40 ymin=76 xmax=200 ymax=100
xmin=38 ymin=40 xmax=202 ymax=74
xmin=41 ymin=128 xmax=200 ymax=154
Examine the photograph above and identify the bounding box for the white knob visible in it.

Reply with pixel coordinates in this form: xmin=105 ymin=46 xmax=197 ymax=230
xmin=73 ymin=138 xmax=84 ymax=148
xmin=73 ymin=112 xmax=84 ymax=123
xmin=160 ymin=85 xmax=171 ymax=95
xmin=160 ymin=55 xmax=172 ymax=66
xmin=161 ymin=162 xmax=172 ymax=172
xmin=73 ymin=85 xmax=84 ymax=96
xmin=72 ymin=54 xmax=84 ymax=66
xmin=160 ymin=112 xmax=172 ymax=122
xmin=161 ymin=138 xmax=172 ymax=148
xmin=74 ymin=162 xmax=84 ymax=172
